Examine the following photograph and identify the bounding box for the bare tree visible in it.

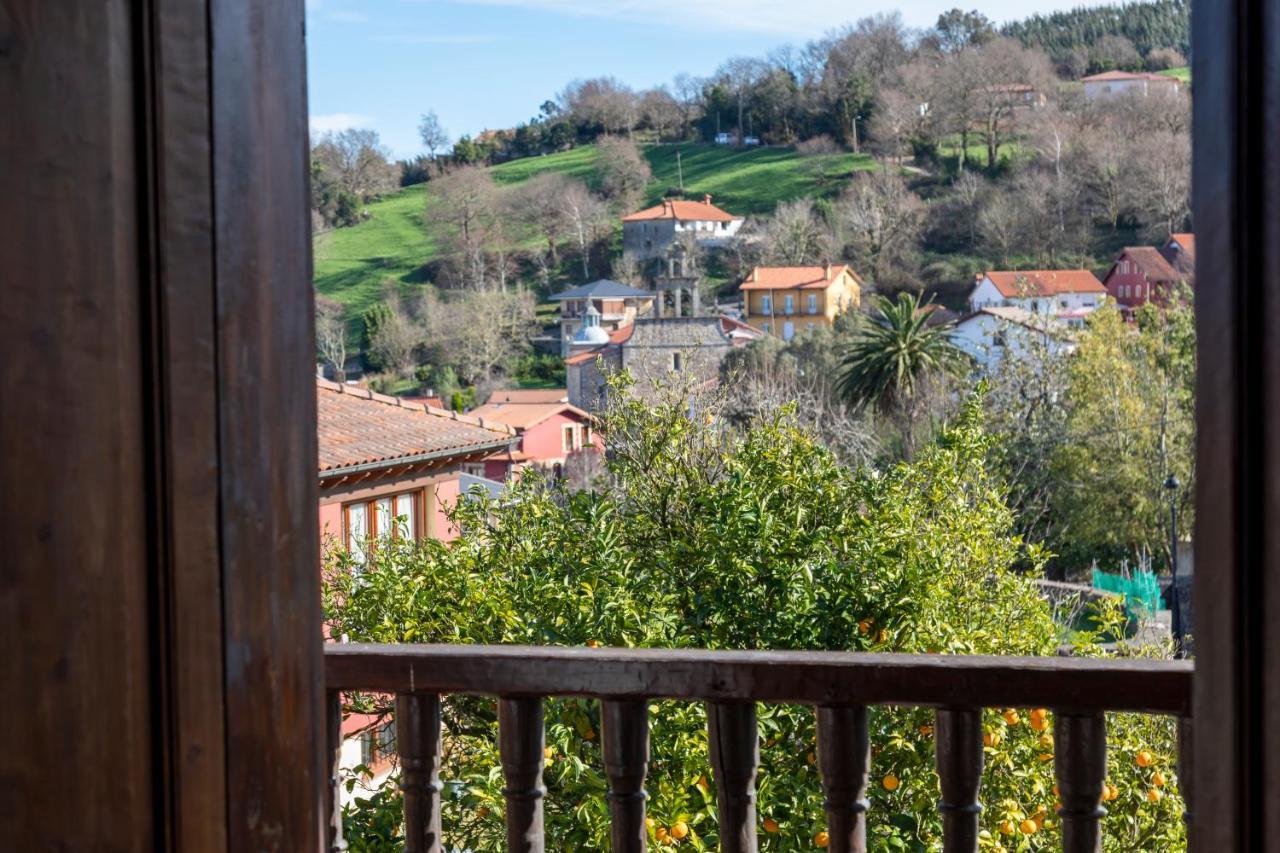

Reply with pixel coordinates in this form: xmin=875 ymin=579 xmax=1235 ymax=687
xmin=716 ymin=56 xmax=768 ymax=143
xmin=1131 ymin=131 xmax=1191 ymax=240
xmin=671 ymin=73 xmax=705 ymax=140
xmin=315 ymin=297 xmax=348 ymax=379
xmin=639 ymin=88 xmax=682 ymax=141
xmin=967 ymin=38 xmax=1056 ymax=168
xmin=424 ymin=290 xmax=538 ymax=383
xmin=835 ymin=166 xmax=925 ymax=286
xmin=561 ymin=77 xmax=638 ymax=136
xmin=312 ymin=128 xmax=399 ymax=199
xmin=428 ymin=165 xmax=500 ymax=289
xmin=559 ymin=181 xmax=612 ymax=280
xmin=367 ymin=295 xmax=422 ymax=378
xmin=511 ymin=171 xmax=573 ymax=265
xmin=595 ymin=136 xmax=652 ymax=213
xmin=762 ymin=199 xmax=825 ymax=265
xmin=417 ymin=111 xmax=450 ymax=159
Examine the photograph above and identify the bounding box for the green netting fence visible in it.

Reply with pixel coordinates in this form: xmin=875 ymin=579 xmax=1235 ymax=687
xmin=1091 ymin=568 xmax=1165 ymax=615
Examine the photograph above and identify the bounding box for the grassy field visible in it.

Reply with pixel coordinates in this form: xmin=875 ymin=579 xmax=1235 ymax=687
xmin=312 ymin=143 xmax=876 ymax=312
xmin=1160 ymin=66 xmax=1190 ymax=83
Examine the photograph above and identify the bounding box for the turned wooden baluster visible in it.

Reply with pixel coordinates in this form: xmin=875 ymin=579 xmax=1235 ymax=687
xmin=499 ymin=697 xmax=546 ymax=853
xmin=1178 ymin=716 xmax=1193 ymax=830
xmin=816 ymin=706 xmax=870 ymax=853
xmin=1054 ymin=711 xmax=1107 ymax=853
xmin=326 ymin=691 xmax=348 ymax=852
xmin=935 ymin=708 xmax=984 ymax=853
xmin=396 ymin=692 xmax=444 ymax=853
xmin=602 ymin=700 xmax=650 ymax=853
xmin=708 ymin=702 xmax=760 ymax=853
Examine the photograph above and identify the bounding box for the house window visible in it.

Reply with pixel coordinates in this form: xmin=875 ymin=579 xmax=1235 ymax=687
xmin=762 ymin=322 xmax=772 ymax=334
xmin=760 ymin=295 xmax=771 ymax=314
xmin=344 ymin=490 xmax=420 ymax=556
xmin=672 ymin=352 xmax=682 ymax=371
xmin=562 ymin=425 xmax=575 ymax=454
xmin=784 ymin=295 xmax=794 ymax=315
xmin=579 ymin=424 xmax=591 ymax=446
xmin=461 ymin=462 xmax=486 ymax=477
xmin=807 ymin=294 xmax=818 ymax=314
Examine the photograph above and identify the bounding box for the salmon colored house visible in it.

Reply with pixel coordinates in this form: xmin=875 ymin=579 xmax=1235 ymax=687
xmin=469 ymin=389 xmax=598 ymax=480
xmin=316 ymin=378 xmax=517 ymax=549
xmin=739 ymin=264 xmax=863 ymax=340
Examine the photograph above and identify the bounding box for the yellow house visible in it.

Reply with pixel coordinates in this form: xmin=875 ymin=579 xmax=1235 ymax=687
xmin=739 ymin=264 xmax=862 ymax=340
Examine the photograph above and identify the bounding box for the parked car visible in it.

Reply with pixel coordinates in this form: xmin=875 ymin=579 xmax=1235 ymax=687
xmin=714 ymin=132 xmax=732 ymax=145
xmin=743 ymin=136 xmax=761 ymax=146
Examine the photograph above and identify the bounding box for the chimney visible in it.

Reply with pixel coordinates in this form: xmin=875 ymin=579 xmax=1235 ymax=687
xmin=703 ymin=193 xmax=712 ymax=205
xmin=825 ymin=263 xmax=832 ymax=280
xmin=975 ymin=272 xmax=984 ymax=282
xmin=752 ymin=268 xmax=759 ymax=283
xmin=663 ymin=199 xmax=674 ymax=216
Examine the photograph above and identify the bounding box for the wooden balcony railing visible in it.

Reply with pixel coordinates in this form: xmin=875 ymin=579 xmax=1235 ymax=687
xmin=324 ymin=644 xmax=1193 ymax=853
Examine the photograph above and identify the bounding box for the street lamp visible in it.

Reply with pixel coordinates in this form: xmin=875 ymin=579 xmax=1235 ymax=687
xmin=1164 ymin=475 xmax=1184 ymax=655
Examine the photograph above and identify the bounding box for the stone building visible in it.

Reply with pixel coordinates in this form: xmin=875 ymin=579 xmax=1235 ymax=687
xmin=621 ymin=194 xmax=743 ymax=264
xmin=565 ymin=315 xmax=761 ymax=411
xmin=548 ymin=279 xmax=655 ymax=356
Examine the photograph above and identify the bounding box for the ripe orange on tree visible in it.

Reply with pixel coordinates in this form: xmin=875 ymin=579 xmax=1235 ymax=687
xmin=1136 ymin=750 xmax=1155 ymax=768
xmin=814 ymin=830 xmax=830 ymax=848
xmin=670 ymin=821 xmax=689 ymax=840
xmin=763 ymin=817 xmax=780 ymax=834
xmin=882 ymin=774 xmax=900 ymax=791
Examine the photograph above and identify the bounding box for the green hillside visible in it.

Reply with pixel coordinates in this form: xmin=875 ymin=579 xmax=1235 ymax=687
xmin=1160 ymin=66 xmax=1190 ymax=83
xmin=313 ymin=143 xmax=875 ymax=312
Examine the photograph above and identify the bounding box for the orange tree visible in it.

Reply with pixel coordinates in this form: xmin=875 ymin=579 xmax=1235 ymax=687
xmin=324 ymin=377 xmax=1184 ymax=851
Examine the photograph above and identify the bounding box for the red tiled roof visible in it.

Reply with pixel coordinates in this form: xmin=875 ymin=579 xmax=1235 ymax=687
xmin=484 ymin=389 xmax=569 ymax=405
xmin=739 ymin=264 xmax=860 ymax=291
xmin=622 ymin=196 xmax=740 ymax=223
xmin=468 ymin=401 xmax=590 ymax=431
xmin=1081 ymin=70 xmax=1178 ymax=83
xmin=1113 ymin=247 xmax=1182 ymax=283
xmin=983 ymin=270 xmax=1107 ymax=298
xmin=1163 ymin=233 xmax=1195 ymax=272
xmin=316 ymin=379 xmax=515 ymax=474
xmin=564 ymin=323 xmax=635 ymax=365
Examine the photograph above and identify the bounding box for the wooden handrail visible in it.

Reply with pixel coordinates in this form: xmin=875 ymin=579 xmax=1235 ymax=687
xmin=325 ymin=644 xmax=1192 ymax=715
xmin=325 ymin=644 xmax=1193 ymax=853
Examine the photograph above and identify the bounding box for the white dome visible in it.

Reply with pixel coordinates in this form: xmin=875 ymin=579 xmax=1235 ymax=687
xmin=573 ymin=323 xmax=610 ymax=345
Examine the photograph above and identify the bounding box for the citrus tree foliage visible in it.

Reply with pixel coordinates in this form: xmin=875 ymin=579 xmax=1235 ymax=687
xmin=325 ymin=376 xmax=1184 ymax=851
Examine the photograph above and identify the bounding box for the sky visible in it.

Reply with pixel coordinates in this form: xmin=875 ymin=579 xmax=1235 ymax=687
xmin=306 ymin=0 xmax=1077 ymax=160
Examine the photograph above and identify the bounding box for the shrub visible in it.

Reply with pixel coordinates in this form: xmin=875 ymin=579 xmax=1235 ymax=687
xmin=326 ymin=376 xmax=1184 ymax=851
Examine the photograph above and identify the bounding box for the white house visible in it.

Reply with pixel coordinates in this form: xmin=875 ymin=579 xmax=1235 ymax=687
xmin=950 ymin=306 xmax=1076 ymax=371
xmin=621 ymin=195 xmax=744 ymax=262
xmin=968 ymin=270 xmax=1107 ymax=328
xmin=1081 ymin=70 xmax=1182 ymax=101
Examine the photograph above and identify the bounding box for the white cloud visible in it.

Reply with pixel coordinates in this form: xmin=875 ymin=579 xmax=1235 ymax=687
xmin=309 ymin=112 xmax=375 ymax=133
xmin=445 ymin=0 xmax=876 ymax=36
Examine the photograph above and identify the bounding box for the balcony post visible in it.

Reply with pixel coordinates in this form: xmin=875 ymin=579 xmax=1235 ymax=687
xmin=498 ymin=697 xmax=546 ymax=853
xmin=396 ymin=693 xmax=443 ymax=853
xmin=708 ymin=702 xmax=759 ymax=853
xmin=326 ymin=691 xmax=348 ymax=852
xmin=816 ymin=705 xmax=870 ymax=853
xmin=1054 ymin=711 xmax=1107 ymax=853
xmin=601 ymin=700 xmax=650 ymax=853
xmin=935 ymin=708 xmax=984 ymax=853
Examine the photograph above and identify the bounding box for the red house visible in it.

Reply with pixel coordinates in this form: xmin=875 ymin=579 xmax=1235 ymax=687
xmin=469 ymin=389 xmax=598 ymax=480
xmin=316 ymin=378 xmax=518 ymax=549
xmin=1103 ymin=235 xmax=1196 ymax=310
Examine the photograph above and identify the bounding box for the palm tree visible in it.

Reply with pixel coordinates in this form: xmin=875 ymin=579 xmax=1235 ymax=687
xmin=836 ymin=292 xmax=967 ymax=453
